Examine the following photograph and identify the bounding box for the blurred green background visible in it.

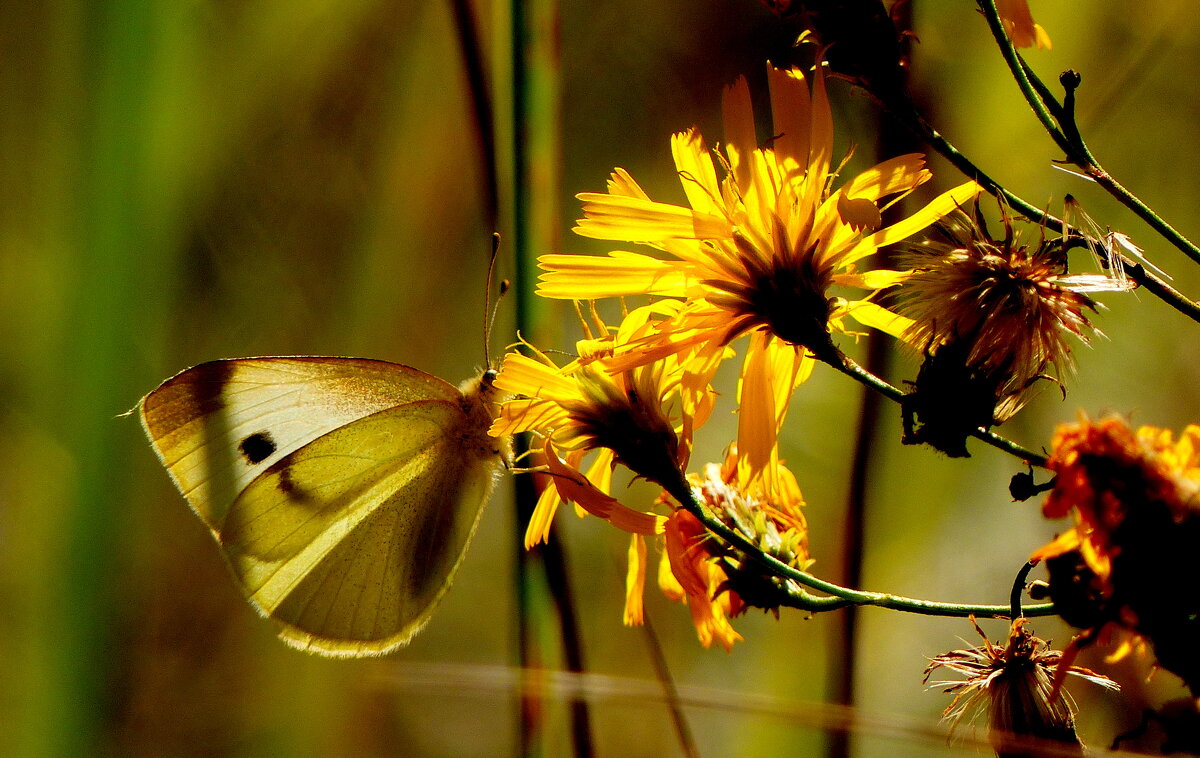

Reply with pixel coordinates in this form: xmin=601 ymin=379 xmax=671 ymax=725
xmin=3 ymin=1 xmax=1200 ymax=756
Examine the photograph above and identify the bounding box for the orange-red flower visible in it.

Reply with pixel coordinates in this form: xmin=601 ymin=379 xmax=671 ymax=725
xmin=1032 ymin=415 xmax=1200 ymax=692
xmin=653 ymin=447 xmax=812 ymax=650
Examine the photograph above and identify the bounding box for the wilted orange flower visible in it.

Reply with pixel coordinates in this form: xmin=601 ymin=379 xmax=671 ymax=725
xmin=1032 ymin=415 xmax=1200 ymax=692
xmin=538 ymin=61 xmax=979 ymax=482
xmin=651 ymin=447 xmax=812 ymax=650
xmin=997 ymin=0 xmax=1052 ymax=49
xmin=1033 ymin=416 xmax=1200 ymax=580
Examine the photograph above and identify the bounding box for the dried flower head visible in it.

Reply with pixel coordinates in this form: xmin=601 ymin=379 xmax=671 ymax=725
xmin=925 ymin=617 xmax=1118 ymax=756
xmin=898 ymin=205 xmax=1127 ymax=456
xmin=1032 ymin=415 xmax=1200 ymax=694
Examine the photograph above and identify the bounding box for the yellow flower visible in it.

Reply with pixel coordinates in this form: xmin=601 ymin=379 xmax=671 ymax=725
xmin=538 ymin=62 xmax=980 ymax=482
xmin=489 ymin=306 xmax=707 ymax=548
xmin=997 ymin=0 xmax=1052 ymax=50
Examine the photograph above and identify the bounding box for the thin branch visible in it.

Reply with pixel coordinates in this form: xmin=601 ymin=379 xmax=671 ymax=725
xmin=975 ymin=0 xmax=1071 ymax=154
xmin=871 ymin=93 xmax=1200 ymax=326
xmin=977 ymin=0 xmax=1200 ymax=268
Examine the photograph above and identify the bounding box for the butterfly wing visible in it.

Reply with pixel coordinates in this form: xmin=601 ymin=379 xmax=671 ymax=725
xmin=139 ymin=357 xmax=462 ymax=529
xmin=140 ymin=357 xmax=504 ymax=656
xmin=222 ymin=399 xmax=501 ymax=655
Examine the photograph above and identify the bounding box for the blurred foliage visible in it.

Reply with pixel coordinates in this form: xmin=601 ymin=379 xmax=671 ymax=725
xmin=3 ymin=0 xmax=1200 ymax=756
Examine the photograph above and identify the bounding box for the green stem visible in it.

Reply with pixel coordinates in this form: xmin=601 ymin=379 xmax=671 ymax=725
xmin=976 ymin=0 xmax=1071 ymax=154
xmin=658 ymin=474 xmax=1055 ymax=619
xmin=977 ymin=0 xmax=1200 ymax=268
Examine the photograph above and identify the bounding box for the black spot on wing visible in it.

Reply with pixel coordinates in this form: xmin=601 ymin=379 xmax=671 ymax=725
xmin=239 ymin=431 xmax=277 ymax=464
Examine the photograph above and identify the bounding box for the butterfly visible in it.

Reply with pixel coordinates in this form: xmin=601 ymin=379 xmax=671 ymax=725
xmin=139 ymin=356 xmax=508 ymax=657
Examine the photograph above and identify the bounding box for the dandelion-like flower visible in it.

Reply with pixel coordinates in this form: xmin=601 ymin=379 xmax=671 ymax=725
xmin=655 ymin=447 xmax=812 ymax=650
xmin=1032 ymin=415 xmax=1200 ymax=693
xmin=538 ymin=60 xmax=979 ymax=480
xmin=897 ymin=206 xmax=1128 ymax=456
xmin=925 ymin=617 xmax=1117 ymax=756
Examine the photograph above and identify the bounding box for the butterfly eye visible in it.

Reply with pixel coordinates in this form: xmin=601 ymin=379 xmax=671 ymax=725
xmin=481 ymin=368 xmax=499 ymax=387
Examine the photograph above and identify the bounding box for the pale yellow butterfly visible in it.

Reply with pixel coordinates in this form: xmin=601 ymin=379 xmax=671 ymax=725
xmin=139 ymin=356 xmax=507 ymax=657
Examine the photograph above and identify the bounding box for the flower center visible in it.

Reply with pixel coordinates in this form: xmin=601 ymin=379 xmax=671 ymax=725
xmin=744 ymin=254 xmax=838 ymax=360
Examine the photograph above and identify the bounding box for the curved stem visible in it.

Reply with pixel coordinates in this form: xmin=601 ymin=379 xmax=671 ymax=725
xmin=1010 ymin=561 xmax=1038 ymax=620
xmin=658 ymin=473 xmax=1056 ymax=620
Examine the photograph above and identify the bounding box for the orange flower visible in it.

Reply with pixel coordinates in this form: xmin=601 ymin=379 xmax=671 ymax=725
xmin=651 ymin=447 xmax=812 ymax=649
xmin=1032 ymin=415 xmax=1200 ymax=692
xmin=1033 ymin=416 xmax=1200 ymax=580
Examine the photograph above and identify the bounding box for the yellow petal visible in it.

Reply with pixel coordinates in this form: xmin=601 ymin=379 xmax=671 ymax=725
xmin=833 ymin=268 xmax=911 ymax=290
xmin=606 ymin=167 xmax=650 ymax=199
xmin=767 ymin=66 xmax=811 ymax=172
xmin=493 ymin=352 xmax=579 ymax=402
xmin=842 ymin=181 xmax=981 ymax=265
xmin=808 ymin=60 xmax=834 ymax=190
xmin=671 ymin=128 xmax=723 ymax=216
xmin=490 ymin=397 xmax=570 ymax=437
xmin=841 ymin=154 xmax=930 ymax=202
xmin=574 ymin=193 xmax=732 ymax=241
xmin=722 ymin=76 xmax=756 ymax=189
xmin=658 ymin=545 xmax=685 ymax=601
xmin=736 ymin=332 xmax=802 ymax=489
xmin=842 ymin=300 xmax=914 ymax=340
xmin=623 ymin=534 xmax=647 ymax=626
xmin=536 ymin=251 xmax=693 ymax=299
xmin=524 ymin=481 xmax=563 ymax=548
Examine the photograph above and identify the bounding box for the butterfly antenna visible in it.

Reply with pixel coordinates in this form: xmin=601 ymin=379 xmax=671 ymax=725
xmin=483 ymin=232 xmax=505 ymax=367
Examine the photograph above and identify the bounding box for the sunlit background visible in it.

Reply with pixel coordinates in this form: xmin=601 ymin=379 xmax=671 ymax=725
xmin=3 ymin=1 xmax=1200 ymax=756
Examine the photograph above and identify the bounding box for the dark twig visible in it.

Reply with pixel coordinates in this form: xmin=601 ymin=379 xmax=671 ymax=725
xmin=977 ymin=0 xmax=1200 ymax=269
